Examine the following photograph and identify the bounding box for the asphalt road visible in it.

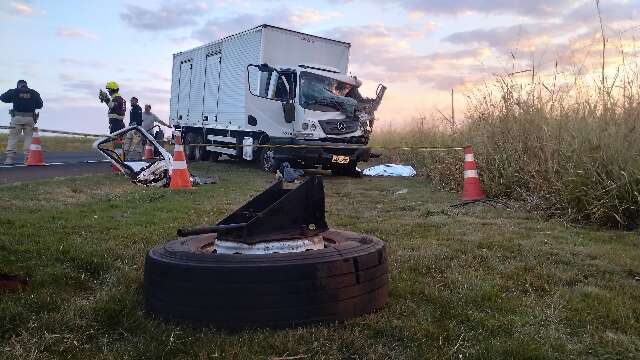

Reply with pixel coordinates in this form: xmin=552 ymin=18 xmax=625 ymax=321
xmin=6 ymin=151 xmax=103 ymax=164
xmin=0 ymin=152 xmax=111 ymax=185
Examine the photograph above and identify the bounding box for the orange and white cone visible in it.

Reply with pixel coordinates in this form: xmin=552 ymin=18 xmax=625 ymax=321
xmin=112 ymin=139 xmax=124 ymax=174
xmin=169 ymin=132 xmax=192 ymax=189
xmin=142 ymin=141 xmax=154 ymax=160
xmin=26 ymin=128 xmax=45 ymax=166
xmin=461 ymin=145 xmax=486 ymax=202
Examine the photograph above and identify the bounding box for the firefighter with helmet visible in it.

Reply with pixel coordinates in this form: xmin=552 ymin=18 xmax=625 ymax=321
xmin=98 ymin=81 xmax=126 ymax=133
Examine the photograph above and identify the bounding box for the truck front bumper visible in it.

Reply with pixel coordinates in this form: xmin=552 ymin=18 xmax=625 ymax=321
xmin=270 ymin=138 xmax=371 ymax=166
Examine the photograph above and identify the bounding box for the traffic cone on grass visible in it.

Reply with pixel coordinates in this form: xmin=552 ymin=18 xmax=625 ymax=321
xmin=142 ymin=141 xmax=154 ymax=160
xmin=452 ymin=145 xmax=507 ymax=208
xmin=461 ymin=145 xmax=485 ymax=202
xmin=26 ymin=128 xmax=45 ymax=166
xmin=169 ymin=132 xmax=192 ymax=189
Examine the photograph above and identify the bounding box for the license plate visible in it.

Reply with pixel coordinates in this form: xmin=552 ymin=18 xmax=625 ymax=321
xmin=331 ymin=155 xmax=350 ymax=164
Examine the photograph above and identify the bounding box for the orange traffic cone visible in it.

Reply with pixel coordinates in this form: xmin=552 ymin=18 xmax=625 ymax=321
xmin=142 ymin=141 xmax=154 ymax=160
xmin=112 ymin=138 xmax=124 ymax=174
xmin=26 ymin=128 xmax=45 ymax=166
xmin=169 ymin=132 xmax=192 ymax=189
xmin=452 ymin=145 xmax=508 ymax=208
xmin=461 ymin=145 xmax=485 ymax=202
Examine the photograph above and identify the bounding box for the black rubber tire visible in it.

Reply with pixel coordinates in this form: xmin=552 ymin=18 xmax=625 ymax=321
xmin=258 ymin=147 xmax=281 ymax=173
xmin=184 ymin=132 xmax=210 ymax=161
xmin=143 ymin=229 xmax=388 ymax=328
xmin=209 ymin=151 xmax=220 ymax=162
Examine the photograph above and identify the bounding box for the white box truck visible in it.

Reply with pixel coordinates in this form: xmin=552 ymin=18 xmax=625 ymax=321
xmin=169 ymin=24 xmax=386 ymax=175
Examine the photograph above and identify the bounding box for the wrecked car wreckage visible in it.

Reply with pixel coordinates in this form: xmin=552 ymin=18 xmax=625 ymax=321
xmin=93 ymin=126 xmax=214 ymax=187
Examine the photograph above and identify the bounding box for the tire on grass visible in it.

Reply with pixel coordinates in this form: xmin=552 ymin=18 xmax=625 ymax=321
xmin=143 ymin=229 xmax=388 ymax=328
xmin=184 ymin=132 xmax=210 ymax=161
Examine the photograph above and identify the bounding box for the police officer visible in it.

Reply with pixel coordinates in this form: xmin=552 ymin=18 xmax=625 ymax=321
xmin=1 ymin=80 xmax=43 ymax=165
xmin=98 ymin=81 xmax=126 ymax=134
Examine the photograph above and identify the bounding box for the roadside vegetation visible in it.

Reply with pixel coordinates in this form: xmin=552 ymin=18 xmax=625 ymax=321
xmin=371 ymin=50 xmax=640 ymax=230
xmin=1 ymin=163 xmax=639 ymax=359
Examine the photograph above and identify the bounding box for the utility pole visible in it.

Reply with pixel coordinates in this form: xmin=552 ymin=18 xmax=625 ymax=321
xmin=451 ymin=89 xmax=455 ymax=124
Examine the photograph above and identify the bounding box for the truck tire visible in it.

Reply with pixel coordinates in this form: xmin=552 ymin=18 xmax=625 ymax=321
xmin=184 ymin=133 xmax=210 ymax=161
xmin=143 ymin=229 xmax=388 ymax=328
xmin=258 ymin=147 xmax=280 ymax=173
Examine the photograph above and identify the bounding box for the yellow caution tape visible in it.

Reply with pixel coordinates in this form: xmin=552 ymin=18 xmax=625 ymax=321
xmin=0 ymin=125 xmax=463 ymax=151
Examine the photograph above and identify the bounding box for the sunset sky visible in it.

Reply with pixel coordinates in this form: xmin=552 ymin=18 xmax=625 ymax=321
xmin=0 ymin=0 xmax=638 ymax=134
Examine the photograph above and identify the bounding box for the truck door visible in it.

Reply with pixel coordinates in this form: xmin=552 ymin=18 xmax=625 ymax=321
xmin=177 ymin=61 xmax=192 ymax=123
xmin=246 ymin=65 xmax=296 ymax=137
xmin=202 ymin=54 xmax=221 ymax=125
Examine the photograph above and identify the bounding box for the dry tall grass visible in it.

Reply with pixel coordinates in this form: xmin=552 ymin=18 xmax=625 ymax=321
xmin=372 ymin=62 xmax=640 ymax=229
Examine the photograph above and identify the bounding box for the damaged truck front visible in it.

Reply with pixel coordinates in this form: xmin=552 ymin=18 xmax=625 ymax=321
xmin=247 ymin=63 xmax=386 ymax=175
xmin=170 ymin=24 xmax=386 ymax=175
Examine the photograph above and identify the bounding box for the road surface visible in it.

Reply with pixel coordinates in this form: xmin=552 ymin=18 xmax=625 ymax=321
xmin=0 ymin=152 xmax=111 ymax=185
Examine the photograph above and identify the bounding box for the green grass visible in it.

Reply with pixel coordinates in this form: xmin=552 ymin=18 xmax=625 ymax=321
xmin=0 ymin=134 xmax=95 ymax=153
xmin=1 ymin=162 xmax=639 ymax=359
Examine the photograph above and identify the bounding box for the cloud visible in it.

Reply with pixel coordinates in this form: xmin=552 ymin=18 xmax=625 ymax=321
xmin=56 ymin=27 xmax=98 ymax=40
xmin=120 ymin=1 xmax=208 ymax=31
xmin=362 ymin=0 xmax=578 ymax=17
xmin=10 ymin=1 xmax=32 ymax=16
xmin=59 ymin=58 xmax=106 ymax=67
xmin=192 ymin=7 xmax=341 ymax=42
xmin=323 ymin=24 xmax=494 ymax=91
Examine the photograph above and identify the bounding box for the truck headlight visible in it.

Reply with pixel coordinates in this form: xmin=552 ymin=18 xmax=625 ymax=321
xmin=302 ymin=122 xmax=309 ymax=130
xmin=310 ymin=123 xmax=317 ymax=131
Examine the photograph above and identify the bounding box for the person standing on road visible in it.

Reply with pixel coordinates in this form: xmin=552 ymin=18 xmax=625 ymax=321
xmin=141 ymin=104 xmax=169 ymax=133
xmin=98 ymin=81 xmax=126 ymax=134
xmin=124 ymin=97 xmax=143 ymax=156
xmin=129 ymin=97 xmax=142 ymax=127
xmin=1 ymin=80 xmax=43 ymax=165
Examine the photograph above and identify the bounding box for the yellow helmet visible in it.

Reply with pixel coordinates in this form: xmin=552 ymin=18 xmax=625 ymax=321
xmin=105 ymin=81 xmax=119 ymax=90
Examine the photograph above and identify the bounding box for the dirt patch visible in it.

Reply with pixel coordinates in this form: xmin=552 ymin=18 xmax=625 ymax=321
xmin=0 ymin=273 xmax=29 ymax=293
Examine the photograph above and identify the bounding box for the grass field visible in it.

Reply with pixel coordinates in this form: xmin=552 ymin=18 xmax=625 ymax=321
xmin=0 ymin=134 xmax=96 ymax=154
xmin=1 ymin=161 xmax=639 ymax=359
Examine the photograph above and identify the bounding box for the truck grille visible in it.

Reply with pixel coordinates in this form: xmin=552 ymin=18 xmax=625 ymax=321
xmin=318 ymin=120 xmax=359 ymax=135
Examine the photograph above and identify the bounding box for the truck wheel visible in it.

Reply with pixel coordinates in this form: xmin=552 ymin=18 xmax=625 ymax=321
xmin=184 ymin=133 xmax=209 ymax=161
xmin=143 ymin=229 xmax=388 ymax=328
xmin=259 ymin=147 xmax=280 ymax=172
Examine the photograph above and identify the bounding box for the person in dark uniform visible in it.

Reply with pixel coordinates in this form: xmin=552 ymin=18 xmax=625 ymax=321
xmin=1 ymin=80 xmax=43 ymax=165
xmin=124 ymin=96 xmax=143 ymax=156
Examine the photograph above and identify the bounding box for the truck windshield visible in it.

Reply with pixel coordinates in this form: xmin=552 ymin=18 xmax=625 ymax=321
xmin=299 ymin=71 xmax=357 ymax=115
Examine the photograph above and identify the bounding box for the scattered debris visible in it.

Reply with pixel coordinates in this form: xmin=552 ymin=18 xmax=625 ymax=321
xmin=280 ymin=162 xmax=304 ymax=183
xmin=363 ymin=164 xmax=416 ymax=177
xmin=394 ymin=188 xmax=408 ymax=196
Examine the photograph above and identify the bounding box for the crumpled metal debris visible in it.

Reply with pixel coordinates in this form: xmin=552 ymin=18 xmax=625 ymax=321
xmin=93 ymin=126 xmax=215 ymax=187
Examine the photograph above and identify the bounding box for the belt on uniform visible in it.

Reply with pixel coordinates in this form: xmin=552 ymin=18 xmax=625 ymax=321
xmin=13 ymin=112 xmax=34 ymax=117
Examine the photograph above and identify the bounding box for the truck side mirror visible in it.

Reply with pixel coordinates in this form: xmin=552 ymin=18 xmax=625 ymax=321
xmin=283 ymin=102 xmax=295 ymax=123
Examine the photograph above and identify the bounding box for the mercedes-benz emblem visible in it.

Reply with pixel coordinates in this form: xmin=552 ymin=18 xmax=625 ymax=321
xmin=336 ymin=121 xmax=347 ymax=132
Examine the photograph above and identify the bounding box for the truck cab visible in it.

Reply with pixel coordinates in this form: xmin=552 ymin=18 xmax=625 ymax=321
xmin=246 ymin=63 xmax=386 ymax=174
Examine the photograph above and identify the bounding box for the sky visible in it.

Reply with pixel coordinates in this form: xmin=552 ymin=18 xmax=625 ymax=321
xmin=0 ymin=0 xmax=638 ymax=134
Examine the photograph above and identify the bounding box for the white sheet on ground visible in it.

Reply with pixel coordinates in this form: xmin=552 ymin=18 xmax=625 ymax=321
xmin=362 ymin=164 xmax=416 ymax=177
